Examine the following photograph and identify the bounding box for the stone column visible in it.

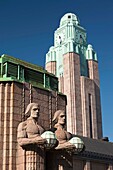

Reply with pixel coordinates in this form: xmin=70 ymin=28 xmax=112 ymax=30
xmin=107 ymin=164 xmax=113 ymax=170
xmin=84 ymin=161 xmax=91 ymax=170
xmin=58 ymin=165 xmax=64 ymax=170
xmin=63 ymin=52 xmax=82 ymax=135
xmin=88 ymin=60 xmax=103 ymax=139
xmin=25 ymin=145 xmax=45 ymax=170
xmin=46 ymin=61 xmax=56 ymax=75
xmin=59 ymin=74 xmax=64 ymax=93
xmin=3 ymin=83 xmax=10 ymax=170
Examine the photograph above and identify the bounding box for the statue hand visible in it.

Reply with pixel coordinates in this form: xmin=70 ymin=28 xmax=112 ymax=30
xmin=34 ymin=136 xmax=47 ymax=145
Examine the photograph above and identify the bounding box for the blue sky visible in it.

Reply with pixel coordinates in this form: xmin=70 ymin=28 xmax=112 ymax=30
xmin=0 ymin=0 xmax=113 ymax=141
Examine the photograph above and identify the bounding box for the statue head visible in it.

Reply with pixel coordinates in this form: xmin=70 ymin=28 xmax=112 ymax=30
xmin=52 ymin=110 xmax=66 ymax=126
xmin=25 ymin=103 xmax=40 ymax=119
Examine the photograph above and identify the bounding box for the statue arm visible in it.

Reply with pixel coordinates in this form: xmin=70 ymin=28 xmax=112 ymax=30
xmin=17 ymin=122 xmax=46 ymax=147
xmin=18 ymin=136 xmax=47 ymax=147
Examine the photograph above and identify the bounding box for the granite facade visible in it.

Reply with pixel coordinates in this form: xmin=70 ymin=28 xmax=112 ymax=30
xmin=46 ymin=52 xmax=103 ymax=139
xmin=0 ymin=81 xmax=66 ymax=170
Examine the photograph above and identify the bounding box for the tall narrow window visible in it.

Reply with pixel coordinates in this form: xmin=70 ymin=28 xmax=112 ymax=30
xmin=89 ymin=94 xmax=93 ymax=138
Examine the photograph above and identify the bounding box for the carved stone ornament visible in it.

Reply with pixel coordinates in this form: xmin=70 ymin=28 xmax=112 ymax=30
xmin=52 ymin=110 xmax=84 ymax=152
xmin=17 ymin=103 xmax=47 ymax=147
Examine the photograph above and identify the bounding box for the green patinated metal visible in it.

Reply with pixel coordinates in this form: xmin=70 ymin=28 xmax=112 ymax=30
xmin=46 ymin=13 xmax=98 ymax=77
xmin=0 ymin=54 xmax=58 ymax=91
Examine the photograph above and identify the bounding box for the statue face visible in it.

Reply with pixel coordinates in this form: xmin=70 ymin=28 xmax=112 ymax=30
xmin=57 ymin=112 xmax=66 ymax=125
xmin=30 ymin=104 xmax=40 ymax=118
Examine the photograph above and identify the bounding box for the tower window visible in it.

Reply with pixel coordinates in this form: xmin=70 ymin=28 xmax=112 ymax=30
xmin=68 ymin=15 xmax=71 ymax=19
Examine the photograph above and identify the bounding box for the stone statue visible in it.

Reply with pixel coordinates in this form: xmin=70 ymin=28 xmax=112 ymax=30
xmin=52 ymin=110 xmax=76 ymax=150
xmin=17 ymin=103 xmax=47 ymax=147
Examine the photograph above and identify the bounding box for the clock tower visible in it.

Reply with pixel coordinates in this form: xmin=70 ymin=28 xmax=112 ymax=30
xmin=45 ymin=13 xmax=103 ymax=139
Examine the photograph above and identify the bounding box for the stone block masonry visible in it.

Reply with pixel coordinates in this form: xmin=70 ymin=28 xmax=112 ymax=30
xmin=0 ymin=81 xmax=66 ymax=170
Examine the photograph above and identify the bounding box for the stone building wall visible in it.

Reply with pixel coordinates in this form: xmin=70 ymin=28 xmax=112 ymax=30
xmin=81 ymin=76 xmax=98 ymax=138
xmin=46 ymin=52 xmax=103 ymax=139
xmin=0 ymin=81 xmax=66 ymax=170
xmin=63 ymin=52 xmax=82 ymax=136
xmin=0 ymin=81 xmax=112 ymax=170
xmin=46 ymin=151 xmax=113 ymax=170
xmin=87 ymin=60 xmax=103 ymax=138
xmin=45 ymin=61 xmax=56 ymax=76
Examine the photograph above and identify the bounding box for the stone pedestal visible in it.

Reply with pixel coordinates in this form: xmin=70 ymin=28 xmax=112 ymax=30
xmin=25 ymin=145 xmax=45 ymax=170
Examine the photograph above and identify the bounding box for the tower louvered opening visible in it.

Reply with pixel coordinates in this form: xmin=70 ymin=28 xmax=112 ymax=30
xmin=7 ymin=62 xmax=18 ymax=78
xmin=24 ymin=68 xmax=44 ymax=86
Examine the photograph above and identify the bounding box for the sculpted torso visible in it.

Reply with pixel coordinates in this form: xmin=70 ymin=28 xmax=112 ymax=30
xmin=53 ymin=110 xmax=75 ymax=150
xmin=54 ymin=124 xmax=71 ymax=144
xmin=17 ymin=103 xmax=46 ymax=147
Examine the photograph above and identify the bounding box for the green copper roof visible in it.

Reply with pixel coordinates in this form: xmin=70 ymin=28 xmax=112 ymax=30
xmin=0 ymin=54 xmax=45 ymax=73
xmin=86 ymin=45 xmax=98 ymax=61
xmin=0 ymin=54 xmax=58 ymax=91
xmin=46 ymin=13 xmax=98 ymax=78
xmin=60 ymin=13 xmax=80 ymax=27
